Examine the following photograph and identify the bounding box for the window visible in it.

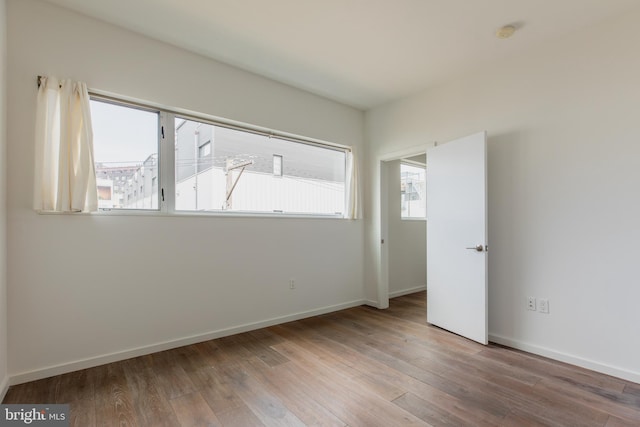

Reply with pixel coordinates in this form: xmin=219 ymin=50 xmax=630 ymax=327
xmin=90 ymin=96 xmax=350 ymax=217
xmin=273 ymin=155 xmax=283 ymax=177
xmin=199 ymin=141 xmax=211 ymax=158
xmin=91 ymin=98 xmax=159 ymax=210
xmin=175 ymin=117 xmax=346 ymax=215
xmin=401 ymin=162 xmax=426 ymax=219
xmin=96 ymin=182 xmax=112 ymax=209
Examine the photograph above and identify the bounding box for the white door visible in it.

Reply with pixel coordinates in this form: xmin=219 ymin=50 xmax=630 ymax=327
xmin=426 ymin=131 xmax=488 ymax=344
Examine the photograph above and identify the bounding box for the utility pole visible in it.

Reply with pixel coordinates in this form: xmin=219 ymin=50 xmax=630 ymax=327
xmin=225 ymin=158 xmax=254 ymax=210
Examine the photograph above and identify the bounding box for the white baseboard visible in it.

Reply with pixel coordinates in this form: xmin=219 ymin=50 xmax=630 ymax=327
xmin=364 ymin=299 xmax=382 ymax=308
xmin=0 ymin=375 xmax=9 ymax=401
xmin=363 ymin=286 xmax=427 ymax=309
xmin=389 ymin=285 xmax=426 ymax=299
xmin=489 ymin=333 xmax=640 ymax=384
xmin=10 ymin=299 xmax=366 ymax=385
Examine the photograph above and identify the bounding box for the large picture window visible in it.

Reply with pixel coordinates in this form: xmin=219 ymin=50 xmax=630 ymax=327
xmin=90 ymin=96 xmax=350 ymax=217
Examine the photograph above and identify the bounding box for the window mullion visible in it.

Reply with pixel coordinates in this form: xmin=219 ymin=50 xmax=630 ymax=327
xmin=160 ymin=112 xmax=176 ymax=213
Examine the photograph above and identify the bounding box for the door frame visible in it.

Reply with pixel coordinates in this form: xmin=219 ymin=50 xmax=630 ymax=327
xmin=376 ymin=143 xmax=434 ymax=309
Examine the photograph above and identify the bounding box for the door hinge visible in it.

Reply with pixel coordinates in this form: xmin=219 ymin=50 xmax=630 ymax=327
xmin=161 ymin=188 xmax=165 ymax=201
xmin=161 ymin=125 xmax=165 ymax=139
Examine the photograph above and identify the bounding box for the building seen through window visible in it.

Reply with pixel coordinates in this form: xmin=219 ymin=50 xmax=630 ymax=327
xmin=91 ymin=99 xmax=159 ymax=210
xmin=400 ymin=162 xmax=426 ymax=219
xmin=174 ymin=118 xmax=346 ymax=215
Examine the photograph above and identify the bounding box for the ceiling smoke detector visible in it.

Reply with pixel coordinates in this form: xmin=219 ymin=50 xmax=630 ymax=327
xmin=496 ymin=25 xmax=516 ymax=39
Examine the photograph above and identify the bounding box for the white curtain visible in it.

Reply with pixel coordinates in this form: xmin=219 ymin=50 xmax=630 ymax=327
xmin=34 ymin=76 xmax=97 ymax=212
xmin=345 ymin=149 xmax=361 ymax=219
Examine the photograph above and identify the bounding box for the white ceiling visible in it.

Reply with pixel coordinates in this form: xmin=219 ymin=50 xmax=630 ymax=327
xmin=42 ymin=0 xmax=639 ymax=110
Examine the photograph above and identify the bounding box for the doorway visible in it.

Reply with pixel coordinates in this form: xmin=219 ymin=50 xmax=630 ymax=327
xmin=388 ymin=157 xmax=427 ymax=299
xmin=377 ymin=132 xmax=488 ymax=345
xmin=377 ymin=145 xmax=430 ymax=309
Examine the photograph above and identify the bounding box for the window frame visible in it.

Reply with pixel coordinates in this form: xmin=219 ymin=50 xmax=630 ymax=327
xmin=89 ymin=92 xmax=351 ymax=219
xmin=90 ymin=94 xmax=163 ymax=212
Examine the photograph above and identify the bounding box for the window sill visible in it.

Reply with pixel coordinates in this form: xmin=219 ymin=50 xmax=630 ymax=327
xmin=36 ymin=209 xmax=349 ymax=220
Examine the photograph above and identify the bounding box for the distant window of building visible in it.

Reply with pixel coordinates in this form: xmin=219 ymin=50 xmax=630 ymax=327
xmin=273 ymin=155 xmax=283 ymax=176
xmin=97 ymin=185 xmax=111 ymax=201
xmin=90 ymin=98 xmax=159 ymax=210
xmin=401 ymin=162 xmax=426 ymax=219
xmin=199 ymin=141 xmax=211 ymax=158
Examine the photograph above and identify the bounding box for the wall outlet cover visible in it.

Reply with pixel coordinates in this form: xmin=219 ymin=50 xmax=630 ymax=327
xmin=539 ymin=298 xmax=549 ymax=314
xmin=527 ymin=297 xmax=536 ymax=311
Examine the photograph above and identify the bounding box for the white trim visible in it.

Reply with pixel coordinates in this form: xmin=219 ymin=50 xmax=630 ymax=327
xmin=0 ymin=375 xmax=9 ymax=401
xmin=364 ymin=299 xmax=383 ymax=308
xmin=379 ymin=160 xmax=390 ymax=309
xmin=400 ymin=159 xmax=426 ymax=167
xmin=389 ymin=285 xmax=426 ymax=299
xmin=377 ymin=143 xmax=432 ymax=163
xmin=489 ymin=334 xmax=640 ymax=384
xmin=36 ymin=210 xmax=346 ymax=220
xmin=9 ymin=299 xmax=365 ymax=385
xmin=376 ymin=144 xmax=431 ymax=310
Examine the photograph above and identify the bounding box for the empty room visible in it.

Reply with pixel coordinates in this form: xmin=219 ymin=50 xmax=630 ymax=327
xmin=0 ymin=0 xmax=639 ymax=425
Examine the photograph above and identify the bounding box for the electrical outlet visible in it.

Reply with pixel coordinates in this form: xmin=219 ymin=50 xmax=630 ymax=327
xmin=539 ymin=298 xmax=549 ymax=314
xmin=527 ymin=297 xmax=536 ymax=311
xmin=289 ymin=279 xmax=296 ymax=290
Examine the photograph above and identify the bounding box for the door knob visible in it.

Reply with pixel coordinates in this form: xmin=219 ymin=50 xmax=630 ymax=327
xmin=466 ymin=245 xmax=484 ymax=252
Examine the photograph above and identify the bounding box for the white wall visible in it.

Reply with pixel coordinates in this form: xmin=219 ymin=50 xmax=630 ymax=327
xmin=0 ymin=0 xmax=8 ymax=399
xmin=386 ymin=160 xmax=426 ymax=297
xmin=366 ymin=9 xmax=640 ymax=382
xmin=6 ymin=0 xmax=364 ymax=383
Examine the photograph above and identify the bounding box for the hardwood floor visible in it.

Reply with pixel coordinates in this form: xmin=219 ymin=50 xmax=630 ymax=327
xmin=4 ymin=291 xmax=640 ymax=426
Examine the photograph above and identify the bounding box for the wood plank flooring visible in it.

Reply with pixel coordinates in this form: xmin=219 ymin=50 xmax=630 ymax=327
xmin=4 ymin=291 xmax=640 ymax=426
